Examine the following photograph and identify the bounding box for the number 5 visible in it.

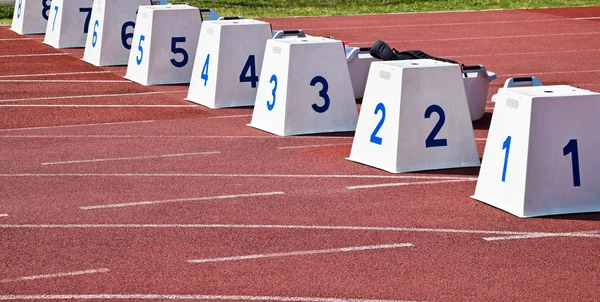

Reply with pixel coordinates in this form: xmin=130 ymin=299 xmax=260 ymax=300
xmin=170 ymin=37 xmax=188 ymax=68
xmin=136 ymin=35 xmax=145 ymax=65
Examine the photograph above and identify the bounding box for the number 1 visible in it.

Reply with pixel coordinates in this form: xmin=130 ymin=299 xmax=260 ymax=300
xmin=502 ymin=135 xmax=511 ymax=182
xmin=563 ymin=139 xmax=581 ymax=187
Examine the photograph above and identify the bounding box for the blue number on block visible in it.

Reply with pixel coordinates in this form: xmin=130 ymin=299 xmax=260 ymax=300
xmin=136 ymin=35 xmax=145 ymax=65
xmin=267 ymin=74 xmax=278 ymax=111
xmin=42 ymin=0 xmax=51 ymax=20
xmin=91 ymin=20 xmax=99 ymax=47
xmin=200 ymin=54 xmax=210 ymax=86
xmin=239 ymin=55 xmax=258 ymax=88
xmin=79 ymin=7 xmax=92 ymax=34
xmin=51 ymin=5 xmax=58 ymax=31
xmin=17 ymin=0 xmax=22 ymax=18
xmin=424 ymin=104 xmax=448 ymax=148
xmin=563 ymin=139 xmax=581 ymax=187
xmin=120 ymin=21 xmax=135 ymax=50
xmin=310 ymin=76 xmax=330 ymax=113
xmin=170 ymin=37 xmax=189 ymax=68
xmin=501 ymin=135 xmax=511 ymax=182
xmin=369 ymin=102 xmax=386 ymax=145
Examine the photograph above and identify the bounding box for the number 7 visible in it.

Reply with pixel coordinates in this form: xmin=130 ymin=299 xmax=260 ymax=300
xmin=52 ymin=5 xmax=59 ymax=31
xmin=79 ymin=7 xmax=93 ymax=34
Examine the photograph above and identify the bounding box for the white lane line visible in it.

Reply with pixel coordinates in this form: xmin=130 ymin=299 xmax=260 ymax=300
xmin=0 ymin=90 xmax=189 ymax=103
xmin=0 ymin=214 xmax=7 ymax=217
xmin=484 ymin=230 xmax=600 ymax=241
xmin=0 ymin=173 xmax=477 ymax=181
xmin=497 ymin=69 xmax=600 ymax=77
xmin=0 ymin=135 xmax=351 ymax=139
xmin=0 ymin=120 xmax=156 ymax=132
xmin=277 ymin=143 xmax=352 ymax=150
xmin=41 ymin=151 xmax=220 ymax=166
xmin=0 ymin=38 xmax=32 ymax=41
xmin=353 ymin=31 xmax=600 ymax=44
xmin=189 ymin=242 xmax=413 ymax=264
xmin=80 ymin=191 xmax=284 ymax=210
xmin=207 ymin=114 xmax=253 ymax=119
xmin=448 ymin=48 xmax=600 ymax=58
xmin=346 ymin=179 xmax=477 ymax=190
xmin=0 ymin=104 xmax=198 ymax=108
xmin=476 ymin=138 xmax=487 ymax=141
xmin=0 ymin=53 xmax=67 ymax=58
xmin=574 ymin=16 xmax=600 ymax=20
xmin=0 ymin=294 xmax=416 ymax=302
xmin=0 ymin=79 xmax=130 ymax=83
xmin=0 ymin=268 xmax=109 ymax=283
xmin=0 ymin=223 xmax=559 ymax=237
xmin=0 ymin=71 xmax=112 ymax=78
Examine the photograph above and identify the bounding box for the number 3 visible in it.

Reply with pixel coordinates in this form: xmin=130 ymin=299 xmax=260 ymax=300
xmin=267 ymin=74 xmax=277 ymax=111
xmin=310 ymin=76 xmax=330 ymax=113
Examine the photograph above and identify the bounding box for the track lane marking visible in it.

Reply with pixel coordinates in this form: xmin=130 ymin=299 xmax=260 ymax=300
xmin=0 ymin=53 xmax=68 ymax=58
xmin=41 ymin=151 xmax=220 ymax=166
xmin=207 ymin=114 xmax=252 ymax=119
xmin=0 ymin=214 xmax=7 ymax=218
xmin=0 ymin=90 xmax=189 ymax=103
xmin=0 ymin=294 xmax=417 ymax=301
xmin=80 ymin=191 xmax=285 ymax=210
xmin=353 ymin=31 xmax=600 ymax=44
xmin=484 ymin=230 xmax=600 ymax=241
xmin=189 ymin=243 xmax=413 ymax=263
xmin=0 ymin=71 xmax=112 ymax=78
xmin=0 ymin=79 xmax=130 ymax=83
xmin=0 ymin=120 xmax=156 ymax=132
xmin=277 ymin=143 xmax=352 ymax=150
xmin=0 ymin=268 xmax=109 ymax=283
xmin=0 ymin=135 xmax=351 ymax=139
xmin=346 ymin=179 xmax=477 ymax=190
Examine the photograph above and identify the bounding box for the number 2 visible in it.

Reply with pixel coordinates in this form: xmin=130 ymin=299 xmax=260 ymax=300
xmin=424 ymin=104 xmax=447 ymax=148
xmin=369 ymin=102 xmax=386 ymax=145
xmin=310 ymin=76 xmax=330 ymax=113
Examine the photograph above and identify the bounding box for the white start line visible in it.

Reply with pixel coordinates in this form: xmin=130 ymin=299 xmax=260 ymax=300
xmin=0 ymin=268 xmax=108 ymax=283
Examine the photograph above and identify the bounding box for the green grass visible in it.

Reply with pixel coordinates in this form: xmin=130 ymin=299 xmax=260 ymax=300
xmin=1 ymin=0 xmax=599 ymax=23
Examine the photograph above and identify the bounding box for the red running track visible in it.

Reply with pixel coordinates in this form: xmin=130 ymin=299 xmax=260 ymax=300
xmin=1 ymin=6 xmax=599 ymax=302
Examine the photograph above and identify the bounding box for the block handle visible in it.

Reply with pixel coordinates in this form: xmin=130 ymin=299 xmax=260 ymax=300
xmin=345 ymin=46 xmax=374 ymax=62
xmin=503 ymin=76 xmax=544 ymax=88
xmin=462 ymin=64 xmax=496 ymax=81
xmin=272 ymin=29 xmax=307 ymax=39
xmin=199 ymin=8 xmax=220 ymax=21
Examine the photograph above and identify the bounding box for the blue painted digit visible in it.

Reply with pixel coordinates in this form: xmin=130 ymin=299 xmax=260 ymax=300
xmin=369 ymin=102 xmax=386 ymax=145
xmin=91 ymin=20 xmax=99 ymax=47
xmin=136 ymin=35 xmax=145 ymax=65
xmin=239 ymin=55 xmax=258 ymax=88
xmin=563 ymin=139 xmax=581 ymax=187
xmin=120 ymin=21 xmax=135 ymax=50
xmin=170 ymin=37 xmax=189 ymax=68
xmin=51 ymin=5 xmax=58 ymax=31
xmin=79 ymin=7 xmax=92 ymax=34
xmin=42 ymin=0 xmax=51 ymax=20
xmin=17 ymin=0 xmax=22 ymax=18
xmin=200 ymin=54 xmax=210 ymax=86
xmin=424 ymin=104 xmax=448 ymax=148
xmin=310 ymin=76 xmax=330 ymax=113
xmin=502 ymin=135 xmax=511 ymax=182
xmin=267 ymin=74 xmax=278 ymax=111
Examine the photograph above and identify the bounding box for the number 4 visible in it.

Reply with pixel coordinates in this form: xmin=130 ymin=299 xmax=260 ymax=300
xmin=239 ymin=55 xmax=258 ymax=88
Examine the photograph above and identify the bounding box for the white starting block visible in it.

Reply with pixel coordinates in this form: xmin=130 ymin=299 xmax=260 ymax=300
xmin=248 ymin=37 xmax=358 ymax=136
xmin=492 ymin=76 xmax=544 ymax=102
xmin=462 ymin=65 xmax=496 ymax=121
xmin=186 ymin=19 xmax=273 ymax=108
xmin=472 ymin=85 xmax=600 ymax=217
xmin=43 ymin=0 xmax=94 ymax=48
xmin=124 ymin=4 xmax=202 ymax=85
xmin=10 ymin=0 xmax=51 ymax=34
xmin=345 ymin=46 xmax=380 ymax=100
xmin=81 ymin=0 xmax=151 ymax=66
xmin=347 ymin=59 xmax=480 ymax=173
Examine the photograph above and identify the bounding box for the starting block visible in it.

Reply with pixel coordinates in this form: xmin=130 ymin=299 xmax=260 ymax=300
xmin=82 ymin=0 xmax=151 ymax=66
xmin=10 ymin=0 xmax=51 ymax=34
xmin=345 ymin=46 xmax=380 ymax=100
xmin=248 ymin=37 xmax=358 ymax=136
xmin=124 ymin=4 xmax=202 ymax=85
xmin=472 ymin=85 xmax=600 ymax=217
xmin=43 ymin=0 xmax=94 ymax=48
xmin=462 ymin=65 xmax=496 ymax=121
xmin=347 ymin=59 xmax=480 ymax=173
xmin=185 ymin=19 xmax=273 ymax=108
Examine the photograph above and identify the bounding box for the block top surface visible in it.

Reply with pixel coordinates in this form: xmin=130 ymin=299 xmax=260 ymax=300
xmin=272 ymin=37 xmax=341 ymax=46
xmin=376 ymin=59 xmax=459 ymax=68
xmin=205 ymin=19 xmax=270 ymax=27
xmin=141 ymin=4 xmax=197 ymax=11
xmin=502 ymin=85 xmax=599 ymax=98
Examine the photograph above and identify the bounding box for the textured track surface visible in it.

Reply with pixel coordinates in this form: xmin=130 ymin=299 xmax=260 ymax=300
xmin=1 ymin=6 xmax=600 ymax=302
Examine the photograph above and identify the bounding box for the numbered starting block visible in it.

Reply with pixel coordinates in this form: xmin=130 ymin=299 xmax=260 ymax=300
xmin=462 ymin=65 xmax=496 ymax=121
xmin=81 ymin=0 xmax=153 ymax=66
xmin=345 ymin=45 xmax=380 ymax=100
xmin=185 ymin=19 xmax=273 ymax=108
xmin=248 ymin=37 xmax=358 ymax=136
xmin=491 ymin=76 xmax=544 ymax=102
xmin=43 ymin=0 xmax=94 ymax=48
xmin=124 ymin=4 xmax=202 ymax=85
xmin=348 ymin=59 xmax=480 ymax=173
xmin=472 ymin=85 xmax=600 ymax=217
xmin=11 ymin=0 xmax=51 ymax=34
